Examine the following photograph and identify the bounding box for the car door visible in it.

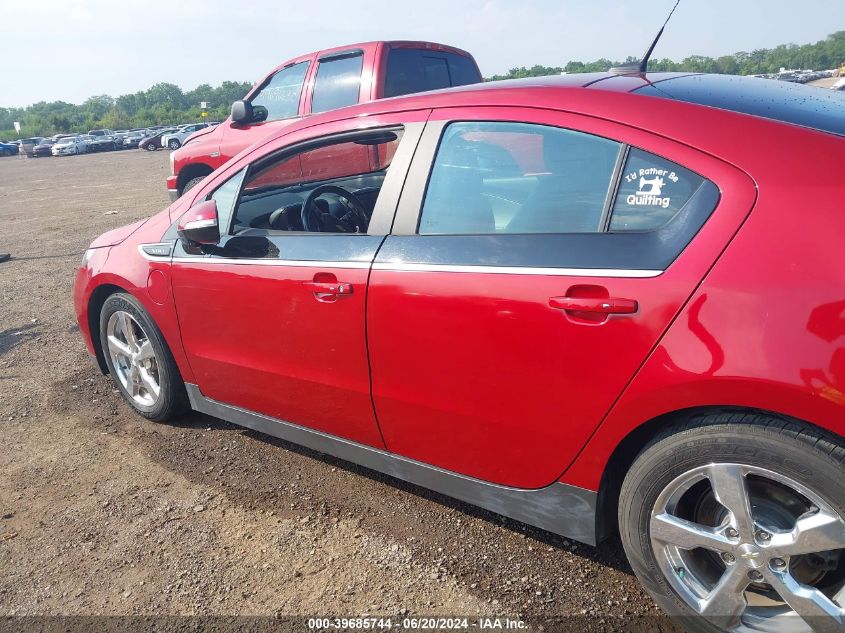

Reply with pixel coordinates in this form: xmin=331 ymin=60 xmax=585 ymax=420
xmin=170 ymin=112 xmax=427 ymax=448
xmin=217 ymin=56 xmax=314 ymax=163
xmin=366 ymin=106 xmax=756 ymax=488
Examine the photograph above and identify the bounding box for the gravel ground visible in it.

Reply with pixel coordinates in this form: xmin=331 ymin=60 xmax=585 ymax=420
xmin=0 ymin=151 xmax=678 ymax=632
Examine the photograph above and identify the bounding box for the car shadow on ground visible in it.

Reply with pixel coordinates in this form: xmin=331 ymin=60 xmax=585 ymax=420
xmin=174 ymin=408 xmax=636 ymax=577
xmin=0 ymin=323 xmax=41 ymax=357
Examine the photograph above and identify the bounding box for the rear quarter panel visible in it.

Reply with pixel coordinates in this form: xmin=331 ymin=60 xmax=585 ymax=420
xmin=563 ymin=121 xmax=845 ymax=490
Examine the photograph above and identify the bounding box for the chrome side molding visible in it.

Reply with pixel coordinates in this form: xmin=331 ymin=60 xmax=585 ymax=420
xmin=185 ymin=384 xmax=598 ymax=545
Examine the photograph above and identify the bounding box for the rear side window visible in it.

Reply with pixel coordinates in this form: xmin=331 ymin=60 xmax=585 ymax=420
xmin=311 ymin=52 xmax=364 ymax=114
xmin=418 ymin=121 xmax=717 ymax=237
xmin=251 ymin=61 xmax=310 ymax=121
xmin=610 ymin=148 xmax=707 ymax=231
xmin=419 ymin=122 xmax=621 ymax=234
xmin=384 ymin=49 xmax=481 ymax=98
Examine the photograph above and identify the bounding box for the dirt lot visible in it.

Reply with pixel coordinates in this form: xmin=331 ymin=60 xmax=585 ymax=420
xmin=0 ymin=151 xmax=677 ymax=631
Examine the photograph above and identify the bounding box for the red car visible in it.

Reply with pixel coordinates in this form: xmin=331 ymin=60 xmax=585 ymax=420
xmin=75 ymin=72 xmax=845 ymax=632
xmin=166 ymin=40 xmax=481 ymax=200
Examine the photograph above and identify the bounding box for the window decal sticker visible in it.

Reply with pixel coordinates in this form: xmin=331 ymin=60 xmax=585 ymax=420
xmin=623 ymin=166 xmax=679 ymax=210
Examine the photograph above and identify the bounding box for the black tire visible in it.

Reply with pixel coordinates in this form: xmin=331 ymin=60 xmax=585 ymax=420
xmin=181 ymin=175 xmax=206 ymax=196
xmin=144 ymin=143 xmax=157 ymax=151
xmin=99 ymin=292 xmax=187 ymax=422
xmin=619 ymin=413 xmax=845 ymax=633
xmin=168 ymin=139 xmax=181 ymax=150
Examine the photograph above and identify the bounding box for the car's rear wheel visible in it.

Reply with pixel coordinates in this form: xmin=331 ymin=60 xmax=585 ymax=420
xmin=99 ymin=293 xmax=186 ymax=422
xmin=619 ymin=414 xmax=845 ymax=633
xmin=168 ymin=139 xmax=181 ymax=150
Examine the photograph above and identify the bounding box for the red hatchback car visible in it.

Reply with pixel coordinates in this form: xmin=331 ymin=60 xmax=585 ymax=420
xmin=74 ymin=72 xmax=845 ymax=633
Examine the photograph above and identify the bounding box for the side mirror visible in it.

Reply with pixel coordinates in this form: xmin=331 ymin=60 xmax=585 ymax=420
xmin=177 ymin=199 xmax=219 ymax=245
xmin=231 ymin=99 xmax=253 ymax=124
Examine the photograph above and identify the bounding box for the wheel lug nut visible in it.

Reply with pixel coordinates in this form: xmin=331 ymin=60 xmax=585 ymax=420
xmin=771 ymin=558 xmax=786 ymax=569
xmin=756 ymin=530 xmax=771 ymax=542
xmin=725 ymin=527 xmax=739 ymax=538
xmin=721 ymin=552 xmax=736 ymax=564
xmin=748 ymin=570 xmax=764 ymax=581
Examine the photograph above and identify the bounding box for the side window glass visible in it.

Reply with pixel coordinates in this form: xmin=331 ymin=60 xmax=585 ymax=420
xmin=419 ymin=122 xmax=621 ymax=234
xmin=384 ymin=49 xmax=481 ymax=98
xmin=250 ymin=61 xmax=310 ymax=122
xmin=211 ymin=167 xmax=247 ymax=235
xmin=311 ymin=52 xmax=364 ymax=114
xmin=609 ymin=148 xmax=707 ymax=231
xmin=232 ymin=130 xmax=403 ymax=234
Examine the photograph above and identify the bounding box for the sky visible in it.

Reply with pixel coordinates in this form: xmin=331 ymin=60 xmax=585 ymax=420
xmin=0 ymin=0 xmax=838 ymax=108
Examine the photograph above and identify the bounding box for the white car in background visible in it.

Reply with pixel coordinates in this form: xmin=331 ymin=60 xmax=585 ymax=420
xmin=51 ymin=136 xmax=87 ymax=156
xmin=160 ymin=123 xmax=209 ymax=150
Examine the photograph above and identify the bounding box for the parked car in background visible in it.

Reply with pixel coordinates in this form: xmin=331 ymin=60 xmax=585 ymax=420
xmin=87 ymin=129 xmax=113 ymax=137
xmin=87 ymin=135 xmax=118 ymax=152
xmin=160 ymin=123 xmax=210 ymax=151
xmin=138 ymin=128 xmax=178 ymax=151
xmin=0 ymin=141 xmax=17 ymax=156
xmin=122 ymin=129 xmax=149 ymax=149
xmin=76 ymin=72 xmax=845 ymax=633
xmin=51 ymin=136 xmax=86 ymax=156
xmin=18 ymin=137 xmax=44 ymax=157
xmin=166 ymin=40 xmax=482 ymax=198
xmin=31 ymin=138 xmax=56 ymax=157
xmin=112 ymin=130 xmax=129 ymax=147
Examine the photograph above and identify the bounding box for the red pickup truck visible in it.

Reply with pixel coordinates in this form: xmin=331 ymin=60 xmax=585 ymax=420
xmin=166 ymin=40 xmax=481 ymax=200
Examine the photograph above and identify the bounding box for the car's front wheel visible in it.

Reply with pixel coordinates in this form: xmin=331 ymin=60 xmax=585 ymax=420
xmin=168 ymin=139 xmax=181 ymax=150
xmin=144 ymin=143 xmax=157 ymax=151
xmin=99 ymin=293 xmax=186 ymax=421
xmin=181 ymin=175 xmax=206 ymax=196
xmin=619 ymin=414 xmax=845 ymax=633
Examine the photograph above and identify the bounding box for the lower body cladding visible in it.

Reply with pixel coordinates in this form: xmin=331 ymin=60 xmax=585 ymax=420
xmin=185 ymin=384 xmax=598 ymax=545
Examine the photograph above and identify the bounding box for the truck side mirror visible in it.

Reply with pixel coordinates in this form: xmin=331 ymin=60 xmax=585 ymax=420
xmin=231 ymin=100 xmax=253 ymax=124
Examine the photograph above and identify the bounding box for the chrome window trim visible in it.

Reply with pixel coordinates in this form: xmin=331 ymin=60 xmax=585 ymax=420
xmin=172 ymin=257 xmax=372 ymax=269
xmin=373 ymin=262 xmax=662 ymax=277
xmin=167 ymin=254 xmax=661 ymax=277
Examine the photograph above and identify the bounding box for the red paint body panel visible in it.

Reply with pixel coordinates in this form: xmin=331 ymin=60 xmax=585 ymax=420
xmin=170 ymin=261 xmax=383 ymax=447
xmin=75 ymin=73 xmax=845 ymax=506
xmin=561 ymin=121 xmax=845 ymax=490
xmin=74 ymin=208 xmax=196 ymax=386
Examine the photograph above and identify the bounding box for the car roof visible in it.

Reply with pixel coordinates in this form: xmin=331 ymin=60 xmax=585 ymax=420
xmin=262 ymin=71 xmax=845 ymax=144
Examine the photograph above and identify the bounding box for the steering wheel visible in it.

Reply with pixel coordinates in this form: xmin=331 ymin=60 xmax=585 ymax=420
xmin=301 ymin=185 xmax=369 ymax=233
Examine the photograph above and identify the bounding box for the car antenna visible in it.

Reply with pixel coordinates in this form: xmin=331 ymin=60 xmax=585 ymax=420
xmin=609 ymin=0 xmax=681 ymax=75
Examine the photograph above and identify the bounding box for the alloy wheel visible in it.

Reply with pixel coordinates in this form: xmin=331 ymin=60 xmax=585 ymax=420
xmin=105 ymin=310 xmax=161 ymax=407
xmin=650 ymin=463 xmax=845 ymax=632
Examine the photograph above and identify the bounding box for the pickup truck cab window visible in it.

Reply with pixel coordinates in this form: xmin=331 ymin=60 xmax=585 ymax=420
xmin=310 ymin=51 xmax=365 ymax=114
xmin=250 ymin=61 xmax=311 ymax=122
xmin=384 ymin=48 xmax=481 ymax=98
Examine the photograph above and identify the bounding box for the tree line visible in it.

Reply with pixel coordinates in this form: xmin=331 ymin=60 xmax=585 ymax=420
xmin=3 ymin=31 xmax=844 ymax=141
xmin=0 ymin=81 xmax=252 ymax=141
xmin=486 ymin=31 xmax=845 ymax=80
